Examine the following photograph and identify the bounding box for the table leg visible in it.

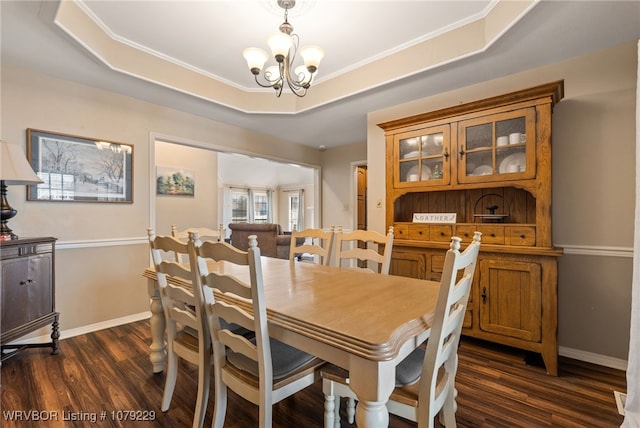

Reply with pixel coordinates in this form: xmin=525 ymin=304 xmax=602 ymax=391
xmin=147 ymin=279 xmax=166 ymax=373
xmin=348 ymin=358 xmax=395 ymax=428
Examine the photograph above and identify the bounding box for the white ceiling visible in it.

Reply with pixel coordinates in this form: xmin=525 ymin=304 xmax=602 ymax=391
xmin=218 ymin=151 xmax=315 ymax=188
xmin=77 ymin=0 xmax=493 ymax=90
xmin=2 ymin=1 xmax=640 ymax=150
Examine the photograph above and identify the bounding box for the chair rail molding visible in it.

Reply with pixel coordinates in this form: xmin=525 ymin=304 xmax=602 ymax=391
xmin=56 ymin=237 xmax=148 ymax=250
xmin=556 ymin=244 xmax=633 ymax=258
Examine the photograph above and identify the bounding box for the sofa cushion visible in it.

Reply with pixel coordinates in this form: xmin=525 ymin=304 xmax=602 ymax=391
xmin=228 ymin=223 xmax=290 ymax=259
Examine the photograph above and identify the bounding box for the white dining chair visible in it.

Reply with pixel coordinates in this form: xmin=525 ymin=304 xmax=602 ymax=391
xmin=171 ymin=224 xmax=224 ymax=262
xmin=192 ymin=233 xmax=325 ymax=428
xmin=333 ymin=226 xmax=394 ymax=274
xmin=289 ymin=226 xmax=335 ymax=265
xmin=147 ymin=229 xmax=211 ymax=428
xmin=322 ymin=232 xmax=481 ymax=428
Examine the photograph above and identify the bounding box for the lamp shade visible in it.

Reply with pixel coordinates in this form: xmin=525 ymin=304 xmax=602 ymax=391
xmin=1 ymin=140 xmax=43 ymax=185
xmin=267 ymin=32 xmax=293 ymax=59
xmin=300 ymin=46 xmax=324 ymax=72
xmin=242 ymin=47 xmax=268 ymax=72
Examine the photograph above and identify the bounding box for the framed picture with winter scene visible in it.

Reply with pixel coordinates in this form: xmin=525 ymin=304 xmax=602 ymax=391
xmin=26 ymin=129 xmax=133 ymax=203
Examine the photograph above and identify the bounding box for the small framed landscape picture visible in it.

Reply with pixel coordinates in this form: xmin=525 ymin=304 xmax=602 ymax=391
xmin=26 ymin=129 xmax=133 ymax=203
xmin=156 ymin=166 xmax=195 ymax=197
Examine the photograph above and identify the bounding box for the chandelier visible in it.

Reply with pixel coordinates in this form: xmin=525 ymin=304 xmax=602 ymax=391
xmin=242 ymin=0 xmax=324 ymax=97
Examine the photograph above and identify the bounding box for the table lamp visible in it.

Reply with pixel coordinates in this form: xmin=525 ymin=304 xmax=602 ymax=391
xmin=1 ymin=140 xmax=43 ymax=240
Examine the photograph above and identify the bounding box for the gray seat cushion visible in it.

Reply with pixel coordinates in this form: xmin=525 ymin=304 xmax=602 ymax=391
xmin=219 ymin=318 xmax=252 ymax=337
xmin=227 ymin=338 xmax=317 ymax=380
xmin=395 ymin=347 xmax=425 ymax=387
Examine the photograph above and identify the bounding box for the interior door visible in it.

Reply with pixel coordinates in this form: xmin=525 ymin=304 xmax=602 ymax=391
xmin=356 ymin=165 xmax=367 ymax=268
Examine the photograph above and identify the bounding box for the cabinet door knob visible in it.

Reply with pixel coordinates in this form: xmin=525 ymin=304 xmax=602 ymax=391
xmin=444 ymin=148 xmax=450 ymax=160
xmin=482 ymin=287 xmax=487 ymax=303
xmin=459 ymin=145 xmax=466 ymax=159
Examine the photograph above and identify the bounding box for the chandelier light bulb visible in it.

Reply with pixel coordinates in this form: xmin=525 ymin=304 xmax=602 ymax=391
xmin=243 ymin=47 xmax=268 ymax=75
xmin=300 ymin=46 xmax=324 ymax=73
xmin=267 ymin=32 xmax=293 ymax=62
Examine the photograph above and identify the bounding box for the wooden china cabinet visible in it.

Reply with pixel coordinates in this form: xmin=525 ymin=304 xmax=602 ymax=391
xmin=380 ymin=81 xmax=564 ymax=375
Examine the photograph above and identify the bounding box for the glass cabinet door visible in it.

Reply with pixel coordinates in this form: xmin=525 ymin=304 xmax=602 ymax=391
xmin=458 ymin=108 xmax=536 ymax=183
xmin=395 ymin=125 xmax=450 ymax=186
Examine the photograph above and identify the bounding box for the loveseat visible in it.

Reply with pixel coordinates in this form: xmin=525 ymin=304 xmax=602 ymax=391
xmin=228 ymin=223 xmax=297 ymax=259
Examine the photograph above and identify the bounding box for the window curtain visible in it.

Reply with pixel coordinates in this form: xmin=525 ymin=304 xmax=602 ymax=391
xmin=247 ymin=189 xmax=255 ymax=223
xmin=621 ymin=38 xmax=639 ymax=427
xmin=297 ymin=189 xmax=304 ymax=231
xmin=267 ymin=189 xmax=274 ymax=223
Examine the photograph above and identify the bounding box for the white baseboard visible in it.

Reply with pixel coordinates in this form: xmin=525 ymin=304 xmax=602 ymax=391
xmin=4 ymin=312 xmax=151 ymax=346
xmin=559 ymin=346 xmax=628 ymax=371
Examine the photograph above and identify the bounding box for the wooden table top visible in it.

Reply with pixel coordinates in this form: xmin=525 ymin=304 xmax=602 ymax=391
xmin=144 ymin=256 xmax=440 ymax=361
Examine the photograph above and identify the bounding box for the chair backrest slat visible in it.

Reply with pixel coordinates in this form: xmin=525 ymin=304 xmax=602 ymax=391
xmin=334 ymin=226 xmax=394 ymax=274
xmin=217 ymin=328 xmax=258 ymax=361
xmin=289 ymin=227 xmax=335 ymax=265
xmin=205 ymin=272 xmax=253 ymax=300
xmin=213 ymin=301 xmax=255 ymax=332
xmin=172 ymin=224 xmax=224 ymax=262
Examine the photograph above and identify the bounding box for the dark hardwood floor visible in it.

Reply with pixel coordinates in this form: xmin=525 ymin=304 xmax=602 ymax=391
xmin=1 ymin=320 xmax=626 ymax=427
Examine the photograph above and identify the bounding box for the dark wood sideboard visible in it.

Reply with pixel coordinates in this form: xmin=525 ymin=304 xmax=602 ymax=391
xmin=1 ymin=237 xmax=59 ymax=360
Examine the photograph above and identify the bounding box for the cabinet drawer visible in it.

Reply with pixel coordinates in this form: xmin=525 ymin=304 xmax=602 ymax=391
xmin=455 ymin=225 xmax=478 ymax=242
xmin=429 ymin=225 xmax=452 ymax=242
xmin=394 ymin=224 xmax=409 ymax=240
xmin=478 ymin=225 xmax=505 ymax=244
xmin=408 ymin=224 xmax=429 ymax=240
xmin=507 ymin=226 xmax=536 ymax=246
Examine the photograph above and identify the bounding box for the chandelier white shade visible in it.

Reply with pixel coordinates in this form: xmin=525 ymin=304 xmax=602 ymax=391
xmin=242 ymin=0 xmax=324 ymax=97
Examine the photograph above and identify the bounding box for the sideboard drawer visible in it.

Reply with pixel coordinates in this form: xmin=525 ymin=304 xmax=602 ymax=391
xmin=429 ymin=225 xmax=452 ymax=242
xmin=408 ymin=224 xmax=429 ymax=240
xmin=507 ymin=226 xmax=536 ymax=246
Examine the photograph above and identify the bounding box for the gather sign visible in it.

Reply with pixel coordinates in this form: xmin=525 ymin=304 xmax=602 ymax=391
xmin=412 ymin=213 xmax=457 ymax=224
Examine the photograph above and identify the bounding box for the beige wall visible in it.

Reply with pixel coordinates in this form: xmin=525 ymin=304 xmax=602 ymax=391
xmin=320 ymin=143 xmax=368 ymax=231
xmin=155 ymin=141 xmax=220 ymax=235
xmin=1 ymin=64 xmax=322 ymax=336
xmin=367 ymin=41 xmax=637 ymax=364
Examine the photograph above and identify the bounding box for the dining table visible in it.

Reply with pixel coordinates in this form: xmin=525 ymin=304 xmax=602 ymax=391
xmin=142 ymin=256 xmax=441 ymax=428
